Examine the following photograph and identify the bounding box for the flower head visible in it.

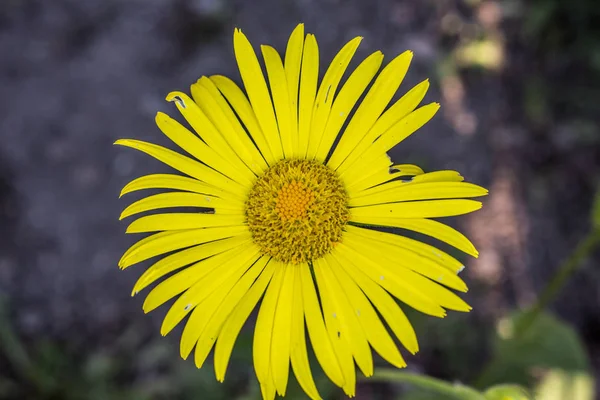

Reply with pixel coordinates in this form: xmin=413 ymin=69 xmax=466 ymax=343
xmin=116 ymin=24 xmax=487 ymax=400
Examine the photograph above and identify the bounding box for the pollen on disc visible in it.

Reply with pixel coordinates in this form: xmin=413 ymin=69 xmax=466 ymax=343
xmin=245 ymin=159 xmax=349 ymax=264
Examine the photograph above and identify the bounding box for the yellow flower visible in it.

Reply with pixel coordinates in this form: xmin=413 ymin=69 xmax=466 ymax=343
xmin=116 ymin=24 xmax=487 ymax=400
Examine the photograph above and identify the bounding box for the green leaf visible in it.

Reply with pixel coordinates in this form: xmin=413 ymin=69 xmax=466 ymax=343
xmin=477 ymin=311 xmax=590 ymax=388
xmin=484 ymin=384 xmax=532 ymax=400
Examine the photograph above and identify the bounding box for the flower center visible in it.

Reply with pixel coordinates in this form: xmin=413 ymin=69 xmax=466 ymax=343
xmin=245 ymin=159 xmax=349 ymax=264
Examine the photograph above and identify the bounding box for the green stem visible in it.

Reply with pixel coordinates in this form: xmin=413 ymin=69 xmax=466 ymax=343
xmin=369 ymin=369 xmax=485 ymax=400
xmin=514 ymin=229 xmax=600 ymax=337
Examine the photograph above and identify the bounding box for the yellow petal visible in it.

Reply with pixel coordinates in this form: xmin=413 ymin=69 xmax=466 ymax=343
xmin=155 ymin=110 xmax=254 ymax=186
xmin=284 ymin=24 xmax=304 ymax=158
xmin=332 ymin=247 xmax=419 ymax=354
xmin=188 ymin=78 xmax=268 ymax=174
xmin=254 ymin=260 xmax=285 ymax=383
xmin=315 ymin=258 xmax=373 ymax=377
xmin=132 ymin=234 xmax=252 ymax=295
xmin=214 ymin=258 xmax=276 ymax=382
xmin=210 ymin=74 xmax=275 ymax=164
xmin=187 ymin=257 xmax=270 ymax=367
xmin=344 ymin=164 xmax=424 ymax=196
xmin=351 ymin=170 xmax=464 ymax=198
xmin=343 ymin=152 xmax=393 ymax=192
xmin=312 ymin=259 xmax=356 ymax=397
xmin=333 ymin=79 xmax=429 ymax=172
xmin=306 ymin=36 xmax=363 ymax=160
xmin=346 ymin=225 xmax=464 ymax=274
xmin=270 ymin=263 xmax=295 ymax=396
xmin=125 ymin=213 xmax=245 ymax=233
xmin=343 ymin=230 xmax=468 ymax=293
xmin=297 ymin=34 xmax=319 ymax=158
xmin=262 ymin=45 xmax=293 ymax=159
xmin=343 ymin=237 xmax=472 ymax=312
xmin=350 ymin=199 xmax=482 ymax=220
xmin=260 ymin=368 xmax=277 ymax=400
xmin=339 ymin=103 xmax=440 ymax=178
xmin=314 ymin=51 xmax=384 ymax=162
xmin=351 ymin=217 xmax=478 ymax=257
xmin=326 ymin=253 xmax=406 ymax=368
xmin=299 ymin=264 xmax=345 ymax=388
xmin=328 ymin=50 xmax=413 ymax=170
xmin=337 ymin=243 xmax=446 ymax=317
xmin=114 ymin=139 xmax=246 ymax=199
xmin=289 ymin=264 xmax=322 ymax=400
xmin=162 ymin=244 xmax=260 ymax=338
xmin=119 ymin=174 xmax=228 ymax=198
xmin=120 ymin=192 xmax=242 ymax=220
xmin=234 ymin=29 xmax=283 ymax=160
xmin=349 ymin=182 xmax=488 ymax=207
xmin=119 ymin=225 xmax=247 ymax=269
xmin=141 ymin=243 xmax=248 ymax=313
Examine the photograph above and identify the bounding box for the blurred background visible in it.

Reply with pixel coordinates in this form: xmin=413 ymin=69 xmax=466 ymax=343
xmin=0 ymin=0 xmax=599 ymax=399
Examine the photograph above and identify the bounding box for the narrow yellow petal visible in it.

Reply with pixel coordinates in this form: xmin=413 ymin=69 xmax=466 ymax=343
xmin=119 ymin=174 xmax=228 ymax=198
xmin=262 ymin=45 xmax=293 ymax=159
xmin=337 ymin=243 xmax=446 ymax=317
xmin=391 ymin=164 xmax=425 ymax=176
xmin=125 ymin=213 xmax=245 ymax=233
xmin=132 ymin=234 xmax=251 ymax=295
xmin=333 ymin=79 xmax=429 ymax=172
xmin=332 ymin=247 xmax=419 ymax=354
xmin=210 ymin=74 xmax=275 ymax=164
xmin=254 ymin=261 xmax=285 ymax=384
xmin=350 ymin=217 xmax=479 ymax=257
xmin=312 ymin=259 xmax=356 ymax=396
xmin=234 ymin=29 xmax=283 ymax=160
xmin=189 ymin=257 xmax=269 ymax=367
xmin=412 ymin=170 xmax=465 ymax=183
xmin=189 ymin=78 xmax=268 ymax=174
xmin=114 ymin=139 xmax=246 ymax=199
xmin=343 ymin=236 xmax=472 ymax=312
xmin=350 ymin=199 xmax=482 ymax=220
xmin=155 ymin=111 xmax=254 ymax=186
xmin=120 ymin=192 xmax=242 ymax=220
xmin=164 ymin=92 xmax=256 ymax=182
xmin=349 ymin=182 xmax=489 ymax=207
xmin=141 ymin=243 xmax=248 ymax=313
xmin=346 ymin=225 xmax=464 ymax=274
xmin=343 ymin=152 xmax=393 ymax=192
xmin=270 ymin=263 xmax=295 ymax=396
xmin=162 ymin=244 xmax=260 ymax=338
xmin=344 ymin=164 xmax=424 ymax=196
xmin=119 ymin=225 xmax=247 ymax=269
xmin=328 ymin=51 xmax=413 ymax=170
xmin=344 ymin=230 xmax=468 ymax=293
xmin=284 ymin=24 xmax=304 ymax=158
xmin=260 ymin=368 xmax=277 ymax=400
xmin=299 ymin=264 xmax=345 ymax=388
xmin=314 ymin=51 xmax=384 ymax=162
xmin=214 ymin=259 xmax=276 ymax=382
xmin=297 ymin=34 xmax=319 ymax=158
xmin=351 ymin=170 xmax=464 ymax=198
xmin=315 ymin=258 xmax=373 ymax=377
xmin=306 ymin=36 xmax=362 ymax=160
xmin=289 ymin=264 xmax=322 ymax=400
xmin=340 ymin=103 xmax=440 ymax=178
xmin=326 ymin=253 xmax=406 ymax=368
